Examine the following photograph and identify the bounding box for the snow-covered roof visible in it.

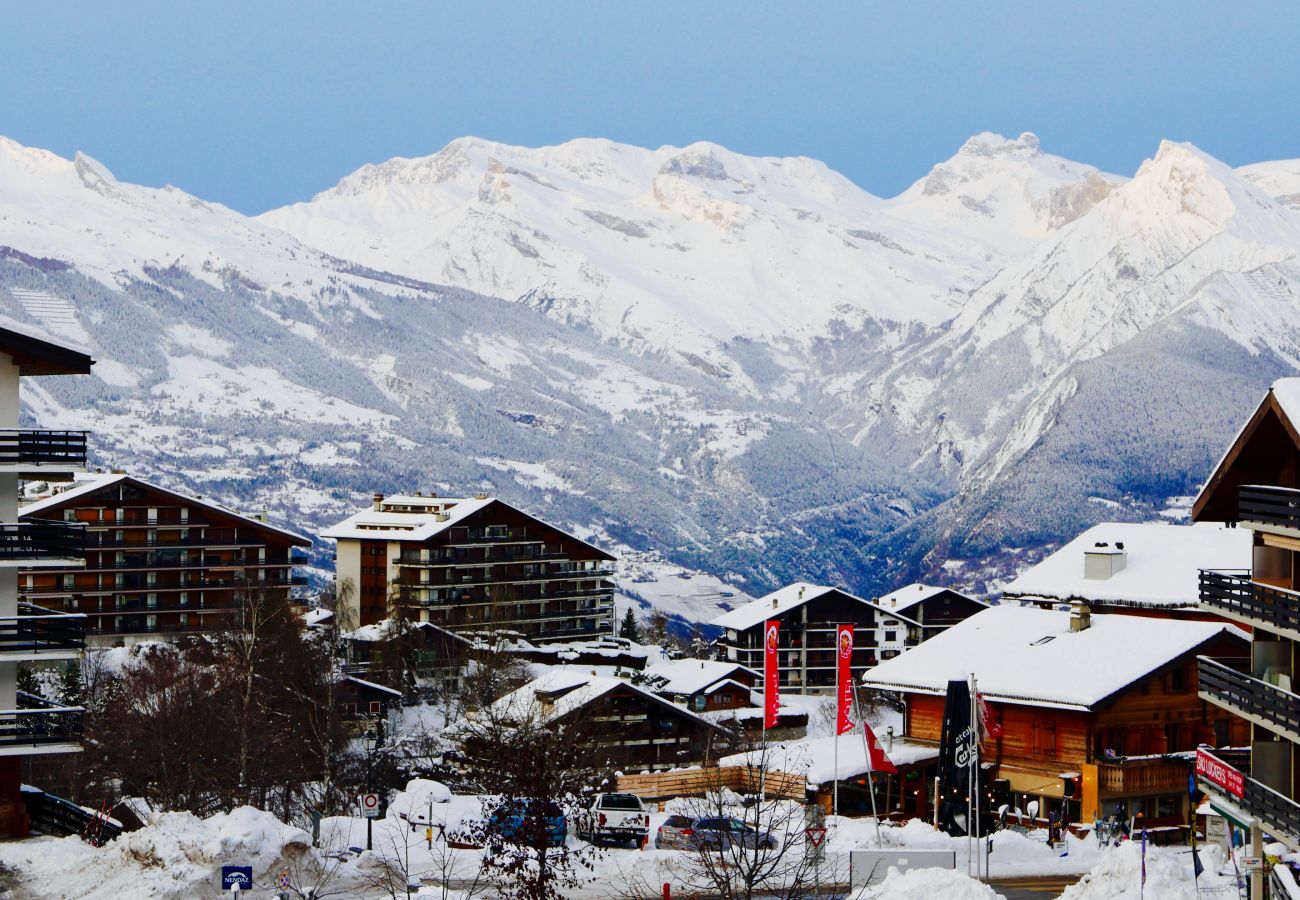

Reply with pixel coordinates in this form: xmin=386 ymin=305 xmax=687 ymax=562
xmin=483 ymin=668 xmax=723 ymax=731
xmin=642 ymin=659 xmax=757 ymax=696
xmin=720 ymin=733 xmax=938 ymax=785
xmin=711 ymin=582 xmax=873 ymax=631
xmin=343 ymin=675 xmax=403 ymax=698
xmin=875 ymin=583 xmax=983 ymax=616
xmin=861 ymin=606 xmax=1246 ymax=711
xmin=1270 ymin=378 xmax=1300 ymax=427
xmin=320 ymin=494 xmax=614 ymax=559
xmin=303 ymin=608 xmax=334 ymax=627
xmin=19 ymin=472 xmax=311 ymax=545
xmin=1001 ymin=522 xmax=1250 ymax=609
xmin=0 ymin=313 xmax=94 ymax=372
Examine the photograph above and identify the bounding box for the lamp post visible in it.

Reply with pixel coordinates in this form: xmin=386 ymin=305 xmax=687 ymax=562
xmin=364 ymin=726 xmax=378 ymax=851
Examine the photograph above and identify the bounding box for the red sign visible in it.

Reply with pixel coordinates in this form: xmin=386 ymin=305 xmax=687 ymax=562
xmin=1196 ymin=748 xmax=1245 ymax=798
xmin=763 ymin=619 xmax=780 ymax=730
xmin=805 ymin=825 xmax=827 ymax=847
xmin=836 ymin=624 xmax=854 ymax=736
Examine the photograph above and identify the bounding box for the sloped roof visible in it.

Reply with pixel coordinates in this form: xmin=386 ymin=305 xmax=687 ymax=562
xmin=711 ymin=582 xmax=875 ymax=631
xmin=320 ymin=495 xmax=615 ymax=560
xmin=861 ymin=606 xmax=1246 ymax=711
xmin=1194 ymin=378 xmax=1300 ymax=522
xmin=1002 ymin=522 xmax=1251 ymax=609
xmin=875 ymin=583 xmax=984 ymax=616
xmin=0 ymin=314 xmax=93 ymax=375
xmin=20 ymin=472 xmax=310 ymax=545
xmin=642 ymin=659 xmax=757 ymax=696
xmin=484 ymin=668 xmax=725 ymax=732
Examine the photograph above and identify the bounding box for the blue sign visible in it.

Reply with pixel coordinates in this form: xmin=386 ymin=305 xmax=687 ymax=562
xmin=221 ymin=866 xmax=253 ymax=890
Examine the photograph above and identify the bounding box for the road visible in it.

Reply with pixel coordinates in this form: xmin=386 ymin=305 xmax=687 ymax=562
xmin=989 ymin=875 xmax=1082 ymax=898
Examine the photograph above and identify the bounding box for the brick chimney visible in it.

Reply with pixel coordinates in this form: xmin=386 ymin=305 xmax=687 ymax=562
xmin=372 ymin=492 xmax=384 ymax=512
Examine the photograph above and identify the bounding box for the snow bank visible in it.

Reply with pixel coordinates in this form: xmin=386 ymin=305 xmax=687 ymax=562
xmin=1061 ymin=840 xmax=1233 ymax=899
xmin=0 ymin=806 xmax=310 ymax=900
xmin=868 ymin=866 xmax=1004 ymax=899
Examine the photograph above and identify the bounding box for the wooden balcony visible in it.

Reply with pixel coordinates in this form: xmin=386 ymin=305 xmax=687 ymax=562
xmin=0 ymin=429 xmax=87 ymax=477
xmin=1200 ymin=569 xmax=1300 ymax=639
xmin=1096 ymin=756 xmax=1192 ymax=797
xmin=1199 ymin=655 xmax=1300 ymax=743
xmin=1239 ymin=485 xmax=1300 ymax=531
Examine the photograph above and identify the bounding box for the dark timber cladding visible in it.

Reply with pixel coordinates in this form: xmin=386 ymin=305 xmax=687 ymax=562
xmin=326 ymin=494 xmax=617 ymax=640
xmin=18 ymin=475 xmax=310 ymax=641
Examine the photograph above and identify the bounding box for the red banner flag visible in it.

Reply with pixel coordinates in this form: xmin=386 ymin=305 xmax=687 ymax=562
xmin=763 ymin=619 xmax=780 ymax=730
xmin=836 ymin=624 xmax=855 ymax=735
xmin=863 ymin=720 xmax=898 ymax=774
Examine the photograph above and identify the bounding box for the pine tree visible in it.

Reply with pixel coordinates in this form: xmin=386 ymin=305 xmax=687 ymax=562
xmin=618 ymin=607 xmax=640 ymax=642
xmin=57 ymin=660 xmax=83 ymax=707
xmin=16 ymin=666 xmax=39 ymax=699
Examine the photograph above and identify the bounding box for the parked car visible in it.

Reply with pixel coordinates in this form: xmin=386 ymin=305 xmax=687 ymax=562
xmin=574 ymin=793 xmax=650 ymax=846
xmin=659 ymin=816 xmax=778 ymax=851
xmin=654 ymin=813 xmax=697 ymax=849
xmin=487 ymin=799 xmax=567 ymax=847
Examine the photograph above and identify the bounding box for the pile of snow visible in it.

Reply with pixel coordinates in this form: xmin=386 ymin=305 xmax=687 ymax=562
xmin=1061 ymin=840 xmax=1234 ymax=899
xmin=867 ymin=866 xmax=1004 ymax=899
xmin=0 ymin=806 xmax=310 ymax=899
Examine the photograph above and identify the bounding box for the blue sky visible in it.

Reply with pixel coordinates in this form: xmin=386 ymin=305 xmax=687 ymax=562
xmin=2 ymin=1 xmax=1296 ymax=214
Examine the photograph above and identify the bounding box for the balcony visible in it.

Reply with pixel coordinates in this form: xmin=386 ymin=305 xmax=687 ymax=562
xmin=1096 ymin=756 xmax=1193 ymax=797
xmin=0 ymin=693 xmax=83 ymax=756
xmin=0 ymin=604 xmax=84 ymax=660
xmin=0 ymin=522 xmax=84 ymax=567
xmin=1199 ymin=656 xmax=1300 ymax=743
xmin=0 ymin=429 xmax=88 ymax=478
xmin=1239 ymin=485 xmax=1300 ymax=532
xmin=1197 ymin=749 xmax=1300 ymax=848
xmin=1200 ymin=569 xmax=1300 ymax=639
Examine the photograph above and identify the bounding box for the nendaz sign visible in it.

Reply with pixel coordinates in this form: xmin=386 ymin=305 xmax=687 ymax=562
xmin=1196 ymin=748 xmax=1245 ymax=799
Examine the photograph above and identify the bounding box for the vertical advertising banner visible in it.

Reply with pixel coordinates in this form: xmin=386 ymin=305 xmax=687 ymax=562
xmin=836 ymin=624 xmax=854 ymax=735
xmin=763 ymin=619 xmax=780 ymax=730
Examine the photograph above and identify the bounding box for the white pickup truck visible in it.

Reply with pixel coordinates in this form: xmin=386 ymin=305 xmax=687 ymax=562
xmin=574 ymin=793 xmax=650 ymax=847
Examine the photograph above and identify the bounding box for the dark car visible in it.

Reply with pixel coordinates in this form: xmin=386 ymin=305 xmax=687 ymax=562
xmin=487 ymin=799 xmax=567 ymax=848
xmin=662 ymin=815 xmax=778 ymax=851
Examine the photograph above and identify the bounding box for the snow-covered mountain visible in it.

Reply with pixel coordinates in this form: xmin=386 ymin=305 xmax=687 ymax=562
xmin=2 ymin=131 xmax=1299 ymax=612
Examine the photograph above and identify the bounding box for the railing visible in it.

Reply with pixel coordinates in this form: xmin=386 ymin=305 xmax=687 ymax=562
xmin=1197 ymin=748 xmax=1300 ymax=847
xmin=83 ymin=534 xmax=262 ymax=549
xmin=0 ymin=430 xmax=87 ymax=467
xmin=290 ymin=574 xmax=309 ymax=586
xmin=21 ymin=787 xmax=122 ymax=842
xmin=0 ymin=522 xmax=84 ymax=560
xmin=1199 ymin=656 xmax=1300 ymax=741
xmin=0 ymin=605 xmax=84 ymax=654
xmin=1096 ymin=756 xmax=1192 ymax=796
xmin=1240 ymin=485 xmax=1300 ymax=531
xmin=1200 ymin=569 xmax=1300 ymax=635
xmin=0 ymin=693 xmax=83 ymax=748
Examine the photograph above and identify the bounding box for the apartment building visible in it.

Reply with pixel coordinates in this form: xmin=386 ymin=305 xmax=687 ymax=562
xmin=19 ymin=473 xmax=310 ymax=644
xmin=323 ymin=492 xmax=616 ymax=641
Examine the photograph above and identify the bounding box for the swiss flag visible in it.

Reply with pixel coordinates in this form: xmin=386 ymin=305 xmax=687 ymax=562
xmin=863 ymin=721 xmax=897 ymax=775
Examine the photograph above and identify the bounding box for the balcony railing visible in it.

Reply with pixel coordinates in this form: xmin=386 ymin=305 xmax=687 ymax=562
xmin=0 ymin=430 xmax=88 ymax=468
xmin=0 ymin=693 xmax=83 ymax=748
xmin=1200 ymin=569 xmax=1300 ymax=636
xmin=1096 ymin=756 xmax=1193 ymax=797
xmin=1199 ymin=655 xmax=1300 ymax=742
xmin=1199 ymin=751 xmax=1300 ymax=847
xmin=0 ymin=605 xmax=84 ymax=654
xmin=0 ymin=522 xmax=84 ymax=561
xmin=1240 ymin=485 xmax=1300 ymax=531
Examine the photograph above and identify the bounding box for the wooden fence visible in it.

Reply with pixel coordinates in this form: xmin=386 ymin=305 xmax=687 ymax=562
xmin=616 ymin=765 xmax=807 ymax=802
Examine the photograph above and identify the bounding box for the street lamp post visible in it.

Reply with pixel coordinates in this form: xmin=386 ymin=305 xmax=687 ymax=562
xmin=364 ymin=726 xmax=378 ymax=852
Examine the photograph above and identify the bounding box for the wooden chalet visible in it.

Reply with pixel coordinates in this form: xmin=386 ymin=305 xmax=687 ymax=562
xmin=864 ymin=605 xmax=1249 ymax=827
xmin=872 ymin=584 xmax=988 ymax=659
xmin=478 ymin=670 xmax=737 ymax=771
xmin=639 ymin=658 xmax=758 ymax=713
xmin=323 ymin=492 xmax=616 ymax=641
xmin=1192 ymin=378 xmax=1300 ymax=851
xmin=19 ymin=473 xmax=310 ymax=644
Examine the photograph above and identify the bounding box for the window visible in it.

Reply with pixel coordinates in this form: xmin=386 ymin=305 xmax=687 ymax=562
xmin=147 ymin=508 xmax=158 ymax=525
xmin=61 ymin=574 xmax=75 ymax=590
xmin=179 ymin=593 xmax=189 ymax=607
xmin=178 ymin=613 xmax=188 ymax=626
xmin=369 ymin=701 xmax=382 ymax=715
xmin=63 ymin=509 xmax=76 ymax=522
xmin=180 ymin=508 xmax=189 ymax=524
xmin=1033 ymin=721 xmax=1057 ymax=757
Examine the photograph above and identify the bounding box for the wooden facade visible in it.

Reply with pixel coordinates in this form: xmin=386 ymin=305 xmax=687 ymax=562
xmin=18 ymin=475 xmax=309 ymax=643
xmin=901 ymin=635 xmax=1249 ymax=823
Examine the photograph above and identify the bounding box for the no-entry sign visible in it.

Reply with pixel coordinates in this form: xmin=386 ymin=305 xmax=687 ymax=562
xmin=361 ymin=793 xmax=381 ymax=818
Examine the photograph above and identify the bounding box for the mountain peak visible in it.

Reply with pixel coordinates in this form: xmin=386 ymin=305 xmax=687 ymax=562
xmin=957 ymin=131 xmax=1042 ymax=159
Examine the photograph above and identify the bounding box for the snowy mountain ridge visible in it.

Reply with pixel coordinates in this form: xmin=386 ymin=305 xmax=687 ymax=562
xmin=2 ymin=131 xmax=1300 ymax=611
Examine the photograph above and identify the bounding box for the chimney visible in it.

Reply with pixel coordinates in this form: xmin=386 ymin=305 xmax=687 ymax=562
xmin=1069 ymin=599 xmax=1092 ymax=632
xmin=474 ymin=491 xmax=489 ymax=501
xmin=257 ymin=504 xmax=268 ymax=523
xmin=1083 ymin=541 xmax=1127 ymax=580
xmin=372 ymin=493 xmax=384 ymax=512
xmin=798 ymin=585 xmax=806 ymax=601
